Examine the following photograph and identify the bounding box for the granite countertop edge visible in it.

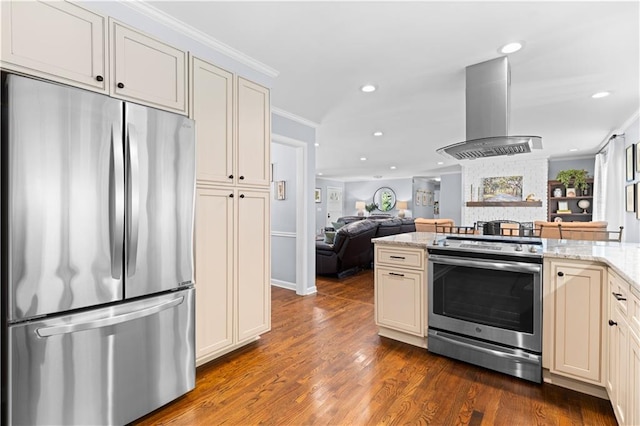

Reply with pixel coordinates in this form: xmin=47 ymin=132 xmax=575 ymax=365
xmin=373 ymin=232 xmax=640 ymax=294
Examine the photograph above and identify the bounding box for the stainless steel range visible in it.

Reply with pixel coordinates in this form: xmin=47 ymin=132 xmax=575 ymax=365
xmin=427 ymin=235 xmax=543 ymax=383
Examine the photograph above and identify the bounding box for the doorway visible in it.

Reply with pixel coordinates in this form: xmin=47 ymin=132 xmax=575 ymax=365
xmin=325 ymin=186 xmax=343 ymax=226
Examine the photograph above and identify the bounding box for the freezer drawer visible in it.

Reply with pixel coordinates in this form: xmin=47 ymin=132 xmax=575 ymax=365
xmin=8 ymin=288 xmax=195 ymax=426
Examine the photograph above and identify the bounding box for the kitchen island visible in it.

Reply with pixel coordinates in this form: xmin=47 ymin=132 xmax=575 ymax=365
xmin=372 ymin=232 xmax=640 ymax=426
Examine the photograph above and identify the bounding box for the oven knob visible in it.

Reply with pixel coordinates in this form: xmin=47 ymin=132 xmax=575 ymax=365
xmin=443 ymin=240 xmax=450 ymax=246
xmin=515 ymin=244 xmax=523 ymax=252
xmin=529 ymin=245 xmax=538 ymax=253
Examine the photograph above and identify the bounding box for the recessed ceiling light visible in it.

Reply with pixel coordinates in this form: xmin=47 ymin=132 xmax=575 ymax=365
xmin=314 ymin=142 xmax=320 ymax=147
xmin=373 ymin=131 xmax=383 ymax=136
xmin=434 ymin=178 xmax=441 ymax=182
xmin=500 ymin=42 xmax=523 ymax=54
xmin=437 ymin=161 xmax=444 ymax=165
xmin=360 ymin=157 xmax=367 ymax=161
xmin=360 ymin=84 xmax=377 ymax=93
xmin=592 ymin=91 xmax=610 ymax=99
xmin=317 ymin=172 xmax=323 ymax=176
xmin=569 ymin=148 xmax=579 ymax=152
xmin=390 ymin=166 xmax=396 ymax=170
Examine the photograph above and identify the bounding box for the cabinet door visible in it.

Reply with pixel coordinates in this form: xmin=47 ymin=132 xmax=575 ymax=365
xmin=110 ymin=20 xmax=187 ymax=114
xmin=195 ymin=187 xmax=234 ymax=363
xmin=551 ymin=262 xmax=605 ymax=383
xmin=191 ymin=58 xmax=234 ymax=184
xmin=608 ymin=307 xmax=629 ymax=425
xmin=375 ymin=267 xmax=424 ymax=336
xmin=629 ymin=330 xmax=640 ymax=426
xmin=1 ymin=0 xmax=107 ymax=92
xmin=236 ymin=190 xmax=271 ymax=341
xmin=236 ymin=77 xmax=270 ymax=187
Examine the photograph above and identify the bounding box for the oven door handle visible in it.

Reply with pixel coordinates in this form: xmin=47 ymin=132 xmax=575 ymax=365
xmin=428 ymin=254 xmax=541 ymax=274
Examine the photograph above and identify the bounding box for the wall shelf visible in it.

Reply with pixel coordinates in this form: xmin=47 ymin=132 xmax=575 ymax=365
xmin=548 ymin=179 xmax=594 ymax=222
xmin=466 ymin=201 xmax=542 ymax=207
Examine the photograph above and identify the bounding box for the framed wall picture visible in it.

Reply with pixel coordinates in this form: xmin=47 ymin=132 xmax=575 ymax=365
xmin=626 ymin=184 xmax=635 ymax=212
xmin=637 ymin=183 xmax=640 ymax=219
xmin=276 ymin=181 xmax=286 ymax=200
xmin=626 ymin=144 xmax=635 ymax=181
xmin=636 ymin=141 xmax=640 ymax=173
xmin=314 ymin=188 xmax=322 ymax=203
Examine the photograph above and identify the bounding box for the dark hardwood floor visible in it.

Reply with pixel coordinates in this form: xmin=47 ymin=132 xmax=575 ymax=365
xmin=133 ymin=270 xmax=616 ymax=425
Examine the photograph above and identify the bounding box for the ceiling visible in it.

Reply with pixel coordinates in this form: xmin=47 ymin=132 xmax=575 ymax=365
xmin=149 ymin=1 xmax=639 ymax=182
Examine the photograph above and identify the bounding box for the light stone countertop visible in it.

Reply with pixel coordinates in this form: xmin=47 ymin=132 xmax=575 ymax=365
xmin=373 ymin=232 xmax=640 ymax=295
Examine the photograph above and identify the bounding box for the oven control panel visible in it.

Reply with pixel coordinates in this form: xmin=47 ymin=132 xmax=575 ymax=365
xmin=430 ymin=235 xmax=543 ymax=258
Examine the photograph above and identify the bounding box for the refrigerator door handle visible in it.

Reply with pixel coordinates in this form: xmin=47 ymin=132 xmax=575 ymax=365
xmin=126 ymin=123 xmax=140 ymax=277
xmin=35 ymin=296 xmax=184 ymax=337
xmin=110 ymin=124 xmax=125 ymax=279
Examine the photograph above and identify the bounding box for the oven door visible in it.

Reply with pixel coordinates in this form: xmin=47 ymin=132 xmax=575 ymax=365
xmin=428 ymin=254 xmax=542 ymax=353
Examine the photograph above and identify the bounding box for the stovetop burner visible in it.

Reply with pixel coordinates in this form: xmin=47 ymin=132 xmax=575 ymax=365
xmin=429 ymin=234 xmax=543 ymax=258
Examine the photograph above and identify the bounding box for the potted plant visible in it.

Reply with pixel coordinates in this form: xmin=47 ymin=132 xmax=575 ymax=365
xmin=556 ymin=169 xmax=590 ymax=194
xmin=365 ymin=203 xmax=377 ymax=215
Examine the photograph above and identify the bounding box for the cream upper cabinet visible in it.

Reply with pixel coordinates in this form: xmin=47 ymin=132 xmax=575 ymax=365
xmin=195 ymin=186 xmax=234 ymax=363
xmin=191 ymin=57 xmax=234 ymax=184
xmin=0 ymin=0 xmax=107 ymax=92
xmin=236 ymin=77 xmax=271 ymax=187
xmin=544 ymin=259 xmax=606 ymax=385
xmin=110 ymin=20 xmax=187 ymax=114
xmin=190 ymin=58 xmax=270 ymax=187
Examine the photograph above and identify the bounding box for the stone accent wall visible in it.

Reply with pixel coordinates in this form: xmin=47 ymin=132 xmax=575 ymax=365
xmin=462 ymin=158 xmax=548 ymax=226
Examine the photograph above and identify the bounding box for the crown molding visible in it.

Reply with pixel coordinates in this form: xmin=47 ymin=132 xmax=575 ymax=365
xmin=118 ymin=0 xmax=279 ymax=78
xmin=272 ymin=107 xmax=320 ymax=129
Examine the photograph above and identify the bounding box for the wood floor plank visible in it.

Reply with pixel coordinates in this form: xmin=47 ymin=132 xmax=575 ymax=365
xmin=132 ymin=270 xmax=616 ymax=425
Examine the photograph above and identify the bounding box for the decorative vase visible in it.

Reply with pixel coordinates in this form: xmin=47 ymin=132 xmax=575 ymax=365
xmin=553 ymin=188 xmax=563 ymax=198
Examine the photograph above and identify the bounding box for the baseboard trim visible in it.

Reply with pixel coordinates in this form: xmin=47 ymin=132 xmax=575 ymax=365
xmin=378 ymin=326 xmax=428 ymax=349
xmin=271 ymin=279 xmax=296 ymax=291
xmin=542 ymin=369 xmax=609 ymax=400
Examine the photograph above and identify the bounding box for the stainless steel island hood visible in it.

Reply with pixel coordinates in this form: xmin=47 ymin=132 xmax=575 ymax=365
xmin=437 ymin=56 xmax=542 ymax=160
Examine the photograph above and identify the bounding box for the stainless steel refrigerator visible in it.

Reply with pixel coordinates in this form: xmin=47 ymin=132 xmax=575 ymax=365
xmin=1 ymin=72 xmax=196 ymax=425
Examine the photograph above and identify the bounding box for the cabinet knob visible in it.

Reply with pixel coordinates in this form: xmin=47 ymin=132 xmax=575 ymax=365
xmin=228 ymin=174 xmax=234 ymax=179
xmin=117 ymin=82 xmax=125 ymax=89
xmin=96 ymin=75 xmax=104 ymax=82
xmin=239 ymin=175 xmax=245 ymax=180
xmin=239 ymin=194 xmax=245 ymax=198
xmin=229 ymin=193 xmax=234 ymax=198
xmin=608 ymin=319 xmax=618 ymax=327
xmin=557 ymin=271 xmax=564 ymax=277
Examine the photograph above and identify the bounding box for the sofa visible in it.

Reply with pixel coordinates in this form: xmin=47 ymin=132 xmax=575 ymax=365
xmin=316 ymin=217 xmax=415 ymax=277
xmin=533 ymin=220 xmax=610 ymax=240
xmin=414 ymin=218 xmax=455 ymax=232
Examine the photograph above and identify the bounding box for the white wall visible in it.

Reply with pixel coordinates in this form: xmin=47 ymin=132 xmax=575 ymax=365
xmin=271 ymin=143 xmax=297 ymax=286
xmin=440 ymin=172 xmax=462 ymax=225
xmin=622 ymin=116 xmax=640 ymax=242
xmin=462 ymin=158 xmax=548 ymax=226
xmin=272 ymin=114 xmax=317 ymax=295
xmin=344 ymin=178 xmax=413 ymax=217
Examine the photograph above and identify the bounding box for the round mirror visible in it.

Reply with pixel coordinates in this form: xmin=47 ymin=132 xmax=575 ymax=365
xmin=373 ymin=187 xmax=397 ymax=212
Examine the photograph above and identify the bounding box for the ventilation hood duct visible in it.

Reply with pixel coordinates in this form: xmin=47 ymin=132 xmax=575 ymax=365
xmin=437 ymin=57 xmax=542 ymax=160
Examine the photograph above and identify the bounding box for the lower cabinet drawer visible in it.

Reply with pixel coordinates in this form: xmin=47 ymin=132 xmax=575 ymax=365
xmin=375 ymin=246 xmax=424 ymax=269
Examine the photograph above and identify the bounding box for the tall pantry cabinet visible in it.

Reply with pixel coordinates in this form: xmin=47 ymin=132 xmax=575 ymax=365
xmin=191 ymin=57 xmax=271 ymax=365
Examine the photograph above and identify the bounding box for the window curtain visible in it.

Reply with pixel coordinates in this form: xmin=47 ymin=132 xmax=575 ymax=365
xmin=593 ymin=136 xmax=625 ymax=231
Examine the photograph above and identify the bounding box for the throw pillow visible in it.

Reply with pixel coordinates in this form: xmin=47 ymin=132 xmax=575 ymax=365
xmin=332 ymin=221 xmax=346 ymax=230
xmin=324 ymin=231 xmax=336 ymax=244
